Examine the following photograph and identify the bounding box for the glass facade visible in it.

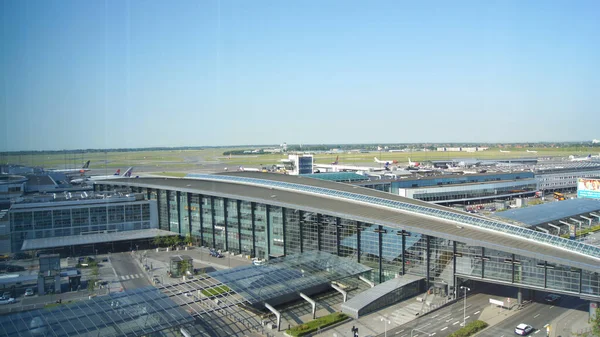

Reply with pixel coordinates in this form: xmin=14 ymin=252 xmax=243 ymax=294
xmin=99 ymin=180 xmax=600 ymax=300
xmin=8 ymin=200 xmax=156 ymax=252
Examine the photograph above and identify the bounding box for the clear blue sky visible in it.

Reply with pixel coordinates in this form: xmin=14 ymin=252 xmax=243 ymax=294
xmin=2 ymin=0 xmax=599 ymax=151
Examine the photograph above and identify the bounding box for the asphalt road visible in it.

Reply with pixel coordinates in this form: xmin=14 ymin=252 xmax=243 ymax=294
xmin=375 ymin=293 xmax=493 ymax=337
xmin=109 ymin=252 xmax=150 ymax=290
xmin=478 ymin=294 xmax=586 ymax=337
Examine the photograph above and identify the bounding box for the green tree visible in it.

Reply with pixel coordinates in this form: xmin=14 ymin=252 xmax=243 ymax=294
xmin=178 ymin=259 xmax=190 ymax=277
xmin=153 ymin=234 xmax=163 ymax=248
xmin=87 ymin=278 xmax=96 ymax=292
xmin=169 ymin=235 xmax=181 ymax=248
xmin=184 ymin=233 xmax=193 ymax=246
xmin=591 ymin=308 xmax=600 ymax=336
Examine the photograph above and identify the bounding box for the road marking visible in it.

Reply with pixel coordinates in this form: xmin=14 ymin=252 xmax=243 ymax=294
xmin=453 ymin=321 xmax=460 ymax=325
xmin=432 ymin=314 xmax=440 ymax=318
xmin=543 ymin=324 xmax=549 ymax=328
xmin=473 ymin=311 xmax=480 ymax=315
xmin=534 ymin=314 xmax=540 ymax=318
xmin=441 ymin=327 xmax=448 ymax=331
xmin=398 ymin=329 xmax=405 ymax=333
xmin=465 ymin=316 xmax=470 ymax=320
xmin=446 ymin=319 xmax=452 ymax=322
xmin=430 ymin=333 xmax=436 ymax=336
xmin=550 ymin=306 xmax=554 ymax=309
xmin=422 ymin=323 xmax=432 ymax=327
xmin=534 ymin=330 xmax=540 ymax=334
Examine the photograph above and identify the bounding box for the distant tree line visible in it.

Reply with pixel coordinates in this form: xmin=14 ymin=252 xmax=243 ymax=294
xmin=222 ymin=150 xmax=265 ymax=155
xmin=4 ymin=141 xmax=599 ymax=155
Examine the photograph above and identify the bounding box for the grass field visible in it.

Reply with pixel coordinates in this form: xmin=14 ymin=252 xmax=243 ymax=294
xmin=3 ymin=146 xmax=599 ymax=173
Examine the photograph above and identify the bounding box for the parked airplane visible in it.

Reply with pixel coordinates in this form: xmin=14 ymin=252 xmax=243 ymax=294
xmin=71 ymin=167 xmax=135 ymax=184
xmin=569 ymin=154 xmax=592 ymax=162
xmin=526 ymin=150 xmax=538 ymax=153
xmin=374 ymin=157 xmax=399 ymax=165
xmin=408 ymin=158 xmax=420 ymax=167
xmin=499 ymin=150 xmax=511 ymax=153
xmin=49 ymin=161 xmax=91 ymax=174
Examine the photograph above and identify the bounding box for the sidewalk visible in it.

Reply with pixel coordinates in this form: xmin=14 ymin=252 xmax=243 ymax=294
xmin=130 ymin=246 xmax=253 ymax=286
xmin=550 ymin=304 xmax=591 ymax=337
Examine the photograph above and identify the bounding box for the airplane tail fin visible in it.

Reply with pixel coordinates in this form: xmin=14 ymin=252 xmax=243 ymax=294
xmin=122 ymin=167 xmax=134 ymax=177
xmin=332 ymin=155 xmax=339 ymax=164
xmin=82 ymin=160 xmax=90 ymax=169
xmin=114 ymin=169 xmax=121 ymax=176
xmin=374 ymin=157 xmax=380 ymax=163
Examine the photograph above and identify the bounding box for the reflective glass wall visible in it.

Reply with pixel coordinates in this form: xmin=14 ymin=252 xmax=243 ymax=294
xmin=107 ymin=184 xmax=599 ymax=298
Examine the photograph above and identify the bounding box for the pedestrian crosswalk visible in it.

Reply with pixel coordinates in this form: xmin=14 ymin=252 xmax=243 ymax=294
xmin=120 ymin=274 xmax=143 ymax=280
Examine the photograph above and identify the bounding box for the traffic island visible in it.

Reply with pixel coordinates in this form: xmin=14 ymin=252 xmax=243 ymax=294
xmin=285 ymin=312 xmax=349 ymax=337
xmin=448 ymin=320 xmax=488 ymax=337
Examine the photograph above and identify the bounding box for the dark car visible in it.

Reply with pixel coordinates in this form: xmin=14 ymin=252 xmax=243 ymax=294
xmin=12 ymin=252 xmax=31 ymax=260
xmin=209 ymin=249 xmax=223 ymax=258
xmin=544 ymin=294 xmax=561 ymax=303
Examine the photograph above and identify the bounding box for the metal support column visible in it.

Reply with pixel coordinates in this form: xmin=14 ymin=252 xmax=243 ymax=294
xmin=223 ymin=198 xmax=228 ymax=251
xmin=481 ymin=247 xmax=485 ymax=279
xmin=164 ymin=190 xmax=171 ymax=231
xmin=402 ymin=231 xmax=407 ymax=275
xmin=335 ymin=218 xmax=341 ymax=257
xmin=210 ymin=196 xmax=216 ymax=248
xmin=266 ymin=205 xmax=271 ymax=257
xmin=299 ymin=210 xmax=304 ymax=253
xmin=251 ymin=202 xmax=256 ymax=257
xmin=186 ymin=192 xmax=192 ymax=235
xmin=317 ymin=214 xmax=322 ymax=251
xmin=356 ymin=222 xmax=361 ymax=263
xmin=237 ymin=200 xmax=242 ymax=255
xmin=426 ymin=235 xmax=431 ymax=290
xmin=198 ymin=194 xmax=204 ymax=246
xmin=282 ymin=207 xmax=287 ymax=256
xmin=512 ymin=254 xmax=516 ymax=284
xmin=452 ymin=241 xmax=457 ymax=293
xmin=374 ymin=225 xmax=386 ymax=284
xmin=176 ymin=191 xmax=181 ymax=233
xmin=543 ymin=261 xmax=547 ymax=288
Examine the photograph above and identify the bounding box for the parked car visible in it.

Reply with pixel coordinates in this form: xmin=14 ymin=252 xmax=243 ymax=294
xmin=515 ymin=323 xmax=534 ymax=335
xmin=2 ymin=292 xmax=11 ymax=300
xmin=12 ymin=252 xmax=31 ymax=260
xmin=0 ymin=297 xmax=16 ymax=305
xmin=209 ymin=249 xmax=223 ymax=258
xmin=544 ymin=294 xmax=561 ymax=303
xmin=24 ymin=288 xmax=34 ymax=297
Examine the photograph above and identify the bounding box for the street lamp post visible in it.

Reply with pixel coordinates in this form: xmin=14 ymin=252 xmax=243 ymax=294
xmin=410 ymin=328 xmax=432 ymax=337
xmin=381 ymin=318 xmax=390 ymax=337
xmin=460 ymin=286 xmax=471 ymax=327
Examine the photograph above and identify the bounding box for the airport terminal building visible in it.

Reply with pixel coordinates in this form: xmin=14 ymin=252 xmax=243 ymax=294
xmin=95 ymin=172 xmax=600 ymax=304
xmin=351 ymin=172 xmax=537 ymax=205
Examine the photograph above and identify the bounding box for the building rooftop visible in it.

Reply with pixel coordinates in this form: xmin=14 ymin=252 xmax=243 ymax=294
xmin=0 ymin=286 xmax=193 ymax=337
xmin=494 ymin=198 xmax=600 ymax=227
xmin=96 ymin=173 xmax=600 ymax=272
xmin=21 ymin=229 xmax=176 ymax=251
xmin=10 ymin=192 xmax=143 ymax=210
xmin=301 ymin=172 xmax=370 ymax=182
xmin=208 ymin=251 xmax=371 ymax=306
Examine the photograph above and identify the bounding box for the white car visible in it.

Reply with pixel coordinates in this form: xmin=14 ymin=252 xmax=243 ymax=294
xmin=515 ymin=323 xmax=533 ymax=335
xmin=0 ymin=297 xmax=16 ymax=305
